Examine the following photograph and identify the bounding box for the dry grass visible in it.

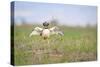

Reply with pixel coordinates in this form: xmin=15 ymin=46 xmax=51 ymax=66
xmin=13 ymin=25 xmax=97 ymax=65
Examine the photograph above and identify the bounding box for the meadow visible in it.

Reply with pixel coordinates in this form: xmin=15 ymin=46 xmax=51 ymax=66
xmin=14 ymin=24 xmax=97 ymax=65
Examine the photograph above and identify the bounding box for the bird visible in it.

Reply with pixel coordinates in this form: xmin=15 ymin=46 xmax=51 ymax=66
xmin=29 ymin=22 xmax=64 ymax=40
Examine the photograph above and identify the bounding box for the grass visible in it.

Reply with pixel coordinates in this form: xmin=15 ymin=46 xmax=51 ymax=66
xmin=13 ymin=24 xmax=97 ymax=65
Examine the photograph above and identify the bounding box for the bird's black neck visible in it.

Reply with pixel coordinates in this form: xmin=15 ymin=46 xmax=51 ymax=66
xmin=44 ymin=26 xmax=48 ymax=29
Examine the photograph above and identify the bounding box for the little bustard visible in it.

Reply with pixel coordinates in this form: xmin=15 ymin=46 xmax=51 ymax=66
xmin=29 ymin=22 xmax=64 ymax=40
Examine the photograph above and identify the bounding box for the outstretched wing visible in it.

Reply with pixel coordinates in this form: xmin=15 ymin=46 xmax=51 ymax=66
xmin=49 ymin=26 xmax=64 ymax=36
xmin=29 ymin=27 xmax=43 ymax=37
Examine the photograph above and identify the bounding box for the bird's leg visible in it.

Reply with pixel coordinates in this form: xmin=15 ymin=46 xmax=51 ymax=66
xmin=43 ymin=37 xmax=49 ymax=44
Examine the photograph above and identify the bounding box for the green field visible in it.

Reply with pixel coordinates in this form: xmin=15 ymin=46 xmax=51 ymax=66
xmin=14 ymin=25 xmax=97 ymax=65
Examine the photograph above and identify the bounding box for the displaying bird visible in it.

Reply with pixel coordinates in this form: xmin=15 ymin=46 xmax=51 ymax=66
xmin=29 ymin=22 xmax=64 ymax=40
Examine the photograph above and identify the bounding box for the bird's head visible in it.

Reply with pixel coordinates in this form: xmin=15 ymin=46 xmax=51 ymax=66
xmin=43 ymin=21 xmax=49 ymax=29
xmin=43 ymin=21 xmax=49 ymax=26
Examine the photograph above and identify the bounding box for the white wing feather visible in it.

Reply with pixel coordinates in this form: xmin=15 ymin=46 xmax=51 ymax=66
xmin=29 ymin=27 xmax=43 ymax=37
xmin=49 ymin=26 xmax=64 ymax=36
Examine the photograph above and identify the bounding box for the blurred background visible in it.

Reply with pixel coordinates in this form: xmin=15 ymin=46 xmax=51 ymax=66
xmin=12 ymin=1 xmax=97 ymax=27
